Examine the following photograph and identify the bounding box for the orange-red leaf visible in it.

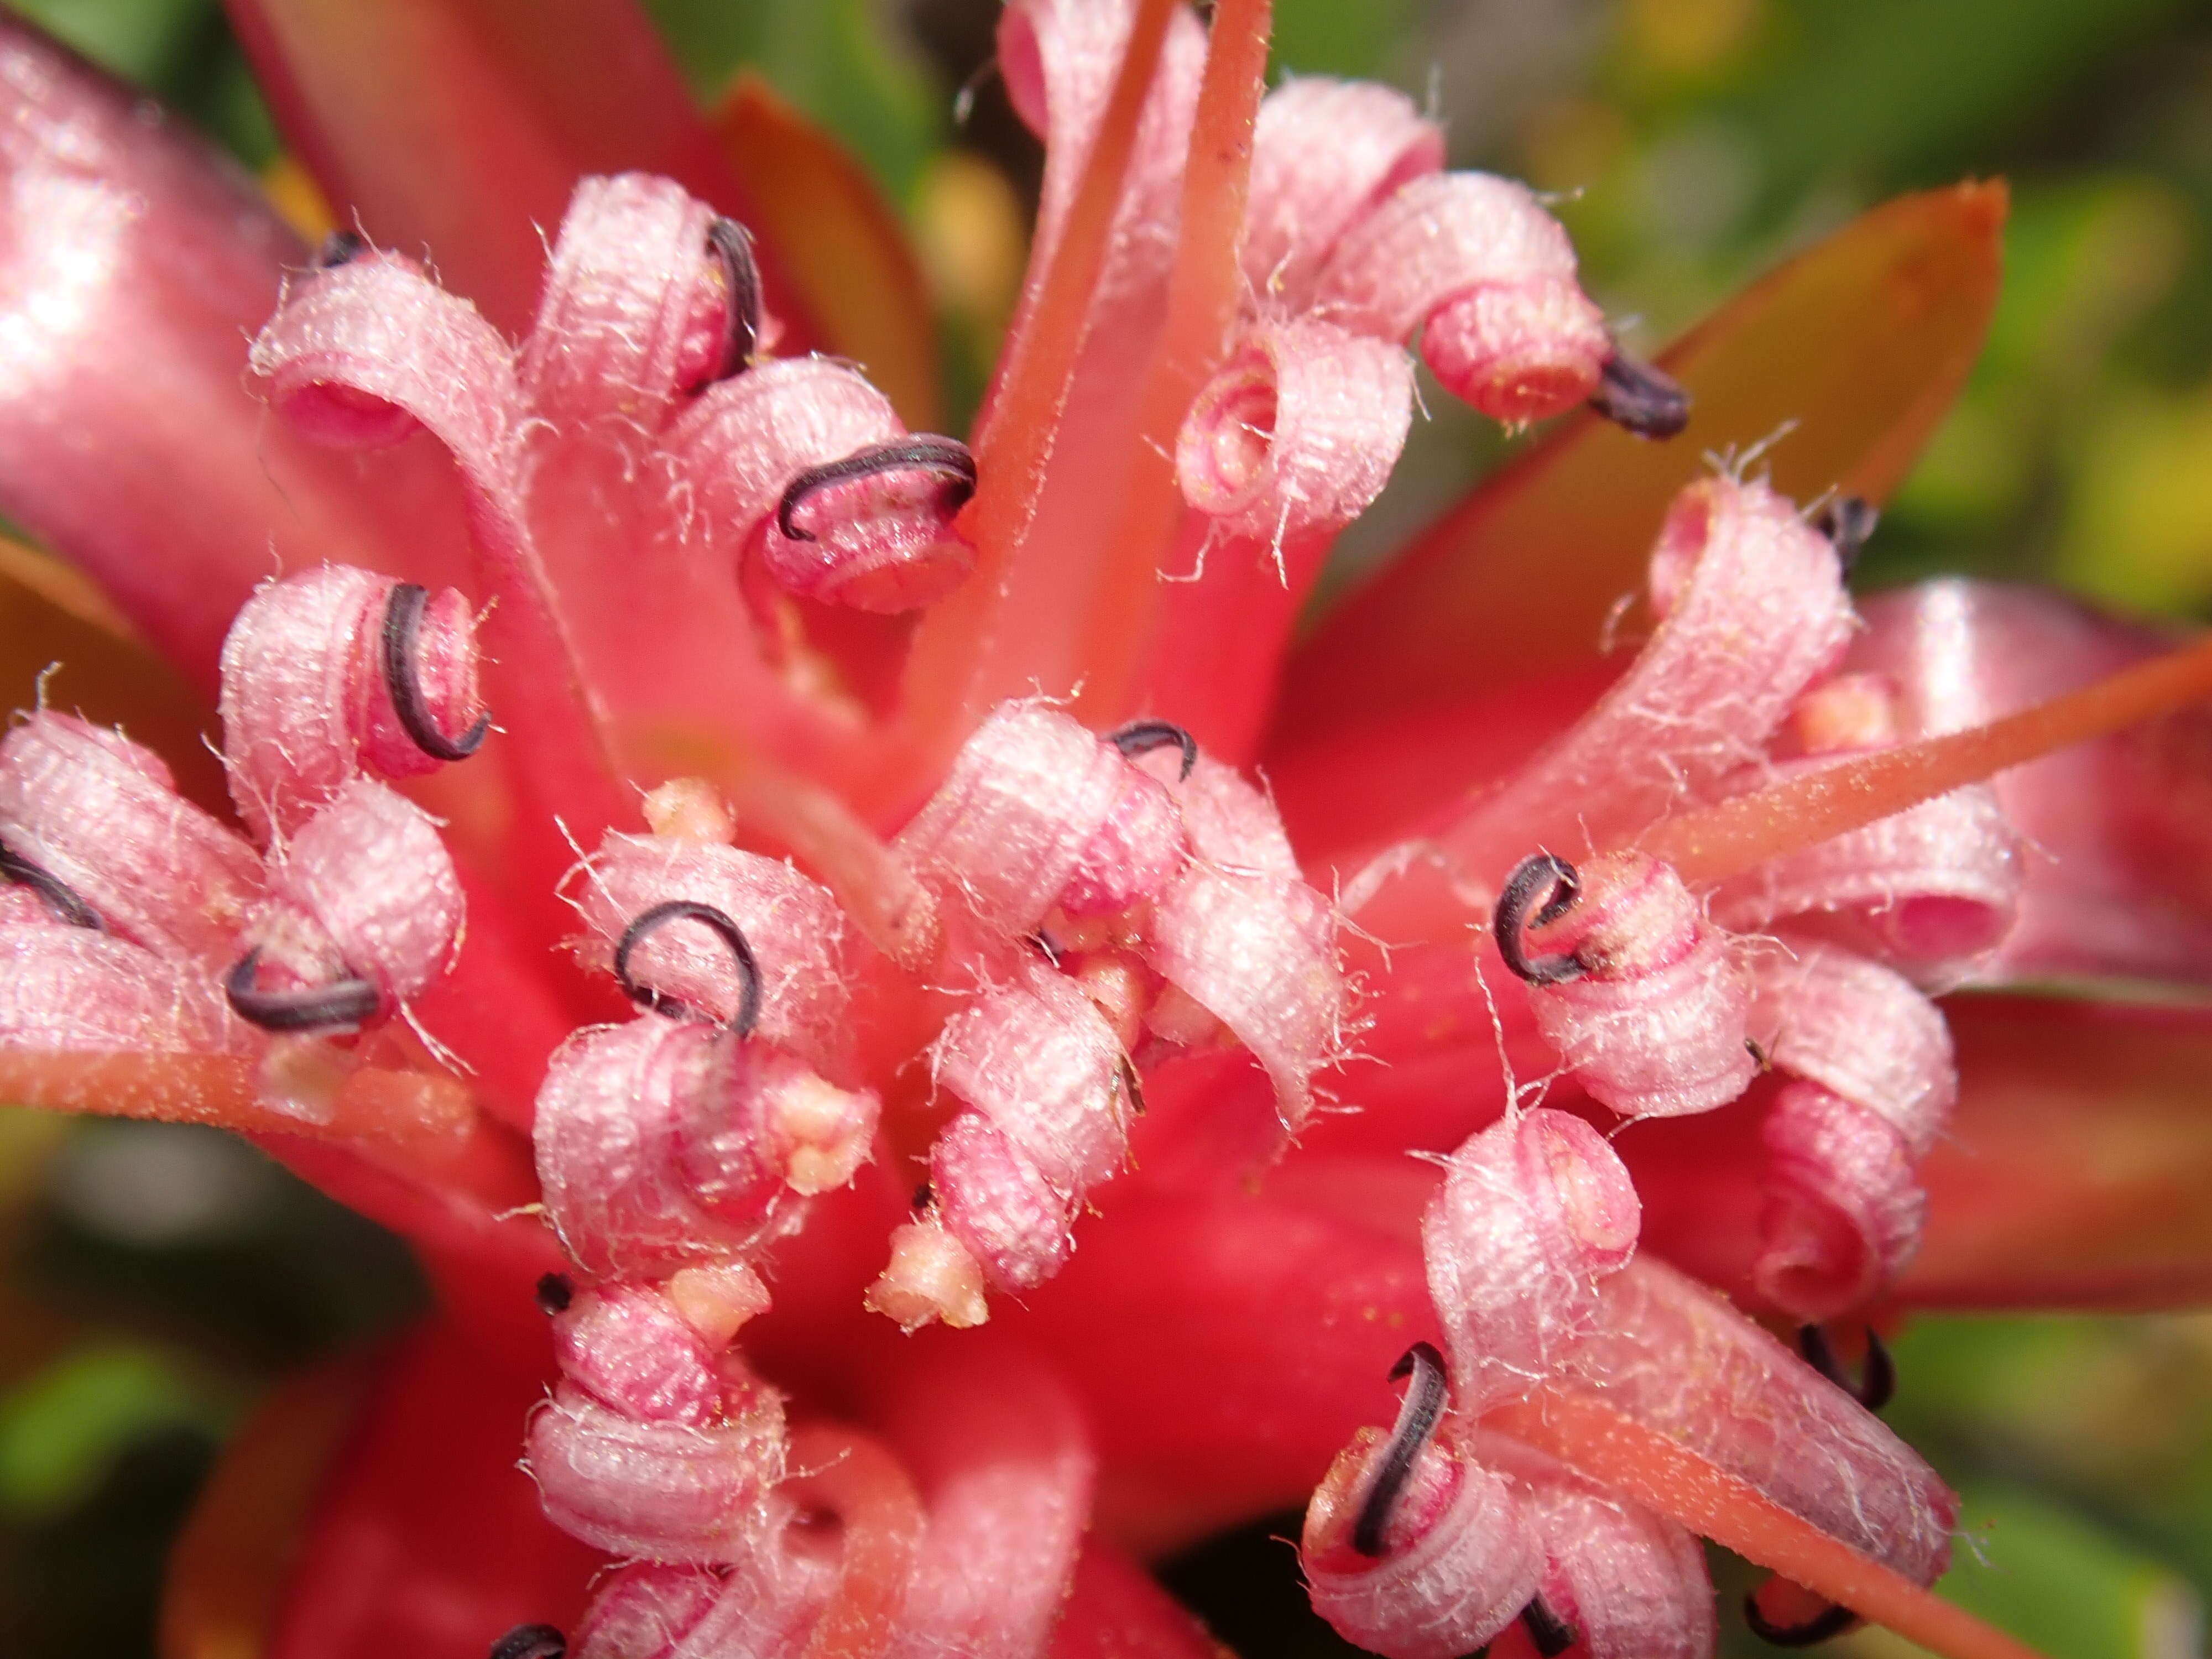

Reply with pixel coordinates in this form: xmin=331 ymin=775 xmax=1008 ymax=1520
xmin=1903 ymin=1000 xmax=2212 ymax=1310
xmin=1275 ymin=181 xmax=2007 ymax=748
xmin=0 ymin=536 xmax=229 ymax=816
xmin=160 ymin=1352 xmax=380 ymax=1659
xmin=713 ymin=74 xmax=944 ymax=433
xmin=222 ymin=0 xmax=802 ymax=339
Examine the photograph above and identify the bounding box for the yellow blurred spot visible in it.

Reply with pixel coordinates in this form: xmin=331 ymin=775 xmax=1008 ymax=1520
xmin=259 ymin=155 xmax=335 ymax=245
xmin=1623 ymin=0 xmax=1763 ymax=77
xmin=0 ymin=536 xmax=229 ymax=815
xmin=1521 ymin=95 xmax=1634 ymax=197
xmin=2062 ymin=384 xmax=2212 ymax=613
xmin=914 ymin=150 xmax=1028 ymax=347
xmin=0 ymin=532 xmax=136 ymax=640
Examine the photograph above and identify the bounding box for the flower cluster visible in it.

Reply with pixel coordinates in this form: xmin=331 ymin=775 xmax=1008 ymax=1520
xmin=4 ymin=2 xmax=2212 ymax=1658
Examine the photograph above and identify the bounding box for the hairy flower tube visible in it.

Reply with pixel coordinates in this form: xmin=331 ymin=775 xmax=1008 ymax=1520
xmin=4 ymin=3 xmax=2212 ymax=1658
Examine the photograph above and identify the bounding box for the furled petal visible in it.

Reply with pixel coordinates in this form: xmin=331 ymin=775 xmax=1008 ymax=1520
xmin=1146 ymin=319 xmax=1416 ymax=752
xmin=1851 ymin=580 xmax=2212 ymax=988
xmin=534 ymin=1017 xmax=820 ymax=1277
xmin=926 ymin=968 xmax=1134 ymax=1292
xmin=0 ymin=924 xmax=237 ymax=1050
xmin=1276 ymin=181 xmax=2005 ymax=758
xmin=1423 ymin=1108 xmax=1640 ymax=1409
xmin=1148 ymin=860 xmax=1343 ymax=1129
xmin=1511 ymin=854 xmax=1758 ymax=1119
xmin=571 ymin=831 xmax=855 ymax=1073
xmin=1478 ymin=1434 xmax=1718 ymax=1659
xmin=219 ymin=566 xmax=488 ymax=842
xmin=1303 ymin=1425 xmax=1545 ymax=1659
xmin=1175 ymin=319 xmax=1413 ymax=546
xmin=1240 ymin=76 xmax=1443 ymax=316
xmin=524 ymin=1375 xmax=787 ymax=1561
xmin=894 ymin=703 xmax=1129 ymax=933
xmin=1711 ymin=770 xmax=2020 ymax=982
xmin=1425 ymin=475 xmax=1850 ymax=890
xmin=874 ymin=1343 xmax=1096 ymax=1659
xmin=0 ymin=712 xmax=262 ymax=967
xmin=518 ymin=171 xmax=732 ymax=431
xmin=1548 ymin=1258 xmax=1955 ymax=1585
xmin=249 ymin=778 xmax=465 ymax=1015
xmin=1314 ymin=173 xmax=1610 ymax=421
xmin=1756 ymin=1080 xmax=1925 ymax=1322
xmin=1746 ymin=940 xmax=1954 ymax=1156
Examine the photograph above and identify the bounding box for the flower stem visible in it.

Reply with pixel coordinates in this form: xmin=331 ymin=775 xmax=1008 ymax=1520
xmin=0 ymin=1049 xmax=474 ymax=1150
xmin=1073 ymin=0 xmax=1275 ymax=720
xmin=1491 ymin=1390 xmax=2051 ymax=1659
xmin=1642 ymin=632 xmax=2212 ymax=887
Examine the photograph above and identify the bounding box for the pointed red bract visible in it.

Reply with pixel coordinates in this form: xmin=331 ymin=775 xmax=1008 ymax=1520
xmin=222 ymin=0 xmax=803 ymax=340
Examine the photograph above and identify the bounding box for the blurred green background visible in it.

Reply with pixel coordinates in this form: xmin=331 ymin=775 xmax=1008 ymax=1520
xmin=4 ymin=0 xmax=2212 ymax=1655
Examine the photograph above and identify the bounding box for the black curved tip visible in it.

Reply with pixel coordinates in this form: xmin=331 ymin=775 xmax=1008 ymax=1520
xmin=1117 ymin=1053 xmax=1147 ymax=1117
xmin=225 ymin=948 xmax=380 ymax=1034
xmin=1108 ymin=719 xmax=1198 ymax=782
xmin=1814 ymin=495 xmax=1880 ymax=571
xmin=613 ymin=899 xmax=763 ymax=1038
xmin=1590 ymin=351 xmax=1691 ymax=439
xmin=381 ymin=583 xmax=490 ymax=763
xmin=488 ymin=1624 xmax=566 ymax=1659
xmin=535 ymin=1272 xmax=573 ymax=1316
xmin=0 ymin=841 xmax=102 ymax=930
xmin=1352 ymin=1341 xmax=1450 ymax=1557
xmin=1798 ymin=1323 xmax=1896 ymax=1412
xmin=1744 ymin=1592 xmax=1858 ymax=1647
xmin=1493 ymin=853 xmax=1587 ymax=985
xmin=314 ymin=229 xmax=366 ymax=269
xmin=706 ymin=217 xmax=762 ymax=382
xmin=1521 ymin=1596 xmax=1578 ymax=1657
xmin=775 ymin=436 xmax=977 ymax=543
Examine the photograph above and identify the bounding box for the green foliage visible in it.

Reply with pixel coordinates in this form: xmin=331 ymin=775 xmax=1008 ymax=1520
xmin=0 ymin=1347 xmax=228 ymax=1518
xmin=645 ymin=0 xmax=942 ymax=200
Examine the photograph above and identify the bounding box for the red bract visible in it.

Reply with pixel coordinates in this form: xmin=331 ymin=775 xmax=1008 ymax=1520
xmin=2 ymin=3 xmax=2210 ymax=1658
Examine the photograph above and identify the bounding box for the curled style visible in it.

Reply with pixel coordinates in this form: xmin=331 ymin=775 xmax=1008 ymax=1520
xmin=706 ymin=217 xmax=762 ymax=380
xmin=1798 ymin=1324 xmax=1896 ymax=1412
xmin=614 ymin=900 xmax=764 ymax=1038
xmin=1352 ymin=1341 xmax=1452 ymax=1557
xmin=224 ymin=947 xmax=380 ymax=1033
xmin=775 ymin=437 xmax=978 ymax=542
xmin=1588 ymin=353 xmax=1691 ymax=439
xmin=1494 ymin=853 xmax=1587 ymax=985
xmin=0 ymin=842 xmax=102 ymax=930
xmin=382 ymin=583 xmax=492 ymax=761
xmin=1107 ymin=719 xmax=1198 ymax=781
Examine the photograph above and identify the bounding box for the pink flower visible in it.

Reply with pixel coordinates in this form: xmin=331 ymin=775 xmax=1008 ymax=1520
xmin=2 ymin=4 xmax=2210 ymax=1658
